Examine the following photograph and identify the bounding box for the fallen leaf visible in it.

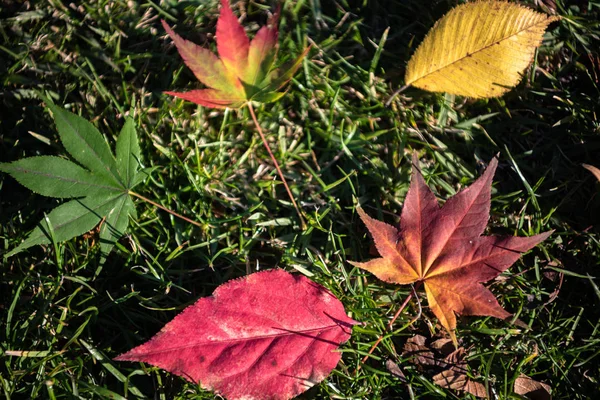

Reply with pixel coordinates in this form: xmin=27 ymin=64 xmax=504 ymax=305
xmin=405 ymin=1 xmax=559 ymax=98
xmin=433 ymin=369 xmax=487 ymax=398
xmin=385 ymin=359 xmax=407 ymax=382
xmin=351 ymin=154 xmax=552 ymax=345
xmin=163 ymin=0 xmax=308 ymax=108
xmin=439 ymin=347 xmax=468 ymax=371
xmin=115 ymin=269 xmax=357 ymax=400
xmin=514 ymin=374 xmax=552 ymax=400
xmin=429 ymin=337 xmax=454 ymax=356
xmin=0 ymin=96 xmax=143 ymax=263
xmin=402 ymin=334 xmax=437 ymax=367
xmin=402 ymin=335 xmax=487 ymax=397
xmin=583 ymin=164 xmax=600 ymax=182
xmin=403 ymin=335 xmax=466 ymax=371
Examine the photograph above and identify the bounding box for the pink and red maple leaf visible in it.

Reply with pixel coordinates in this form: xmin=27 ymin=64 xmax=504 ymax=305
xmin=162 ymin=0 xmax=308 ymax=108
xmin=115 ymin=269 xmax=356 ymax=399
xmin=351 ymin=154 xmax=552 ymax=345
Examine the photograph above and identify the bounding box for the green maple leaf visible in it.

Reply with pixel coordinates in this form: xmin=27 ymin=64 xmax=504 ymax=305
xmin=0 ymin=97 xmax=144 ymax=262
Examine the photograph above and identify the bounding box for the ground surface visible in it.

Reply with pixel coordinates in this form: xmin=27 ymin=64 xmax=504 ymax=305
xmin=1 ymin=0 xmax=599 ymax=398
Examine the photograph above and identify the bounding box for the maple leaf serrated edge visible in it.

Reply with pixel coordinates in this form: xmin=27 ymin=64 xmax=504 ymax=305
xmin=351 ymin=154 xmax=553 ymax=345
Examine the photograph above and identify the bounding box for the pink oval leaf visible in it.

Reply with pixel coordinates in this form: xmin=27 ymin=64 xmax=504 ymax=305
xmin=115 ymin=269 xmax=357 ymax=399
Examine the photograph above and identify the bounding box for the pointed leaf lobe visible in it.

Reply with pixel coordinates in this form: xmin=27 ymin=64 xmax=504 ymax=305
xmin=353 ymin=155 xmax=552 ymax=343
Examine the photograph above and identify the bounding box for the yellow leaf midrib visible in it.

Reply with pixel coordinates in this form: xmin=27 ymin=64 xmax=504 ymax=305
xmin=407 ymin=14 xmax=554 ymax=86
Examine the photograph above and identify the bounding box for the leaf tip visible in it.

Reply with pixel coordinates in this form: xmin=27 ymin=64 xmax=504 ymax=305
xmin=355 ymin=204 xmax=367 ymax=219
xmin=533 ymin=230 xmax=554 ymax=244
xmin=160 ymin=19 xmax=176 ymax=40
xmin=410 ymin=151 xmax=420 ymax=166
xmin=449 ymin=330 xmax=458 ymax=349
xmin=511 ymin=316 xmax=530 ymax=330
xmin=583 ymin=163 xmax=600 ymax=182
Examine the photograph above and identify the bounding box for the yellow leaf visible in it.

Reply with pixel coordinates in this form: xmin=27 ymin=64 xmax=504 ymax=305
xmin=405 ymin=1 xmax=559 ymax=98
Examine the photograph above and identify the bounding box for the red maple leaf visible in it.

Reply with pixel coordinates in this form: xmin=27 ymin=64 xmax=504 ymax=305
xmin=115 ymin=269 xmax=357 ymax=399
xmin=351 ymin=154 xmax=552 ymax=345
xmin=162 ymin=0 xmax=309 ymax=108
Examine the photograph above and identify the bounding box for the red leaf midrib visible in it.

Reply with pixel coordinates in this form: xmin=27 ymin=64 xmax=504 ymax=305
xmin=128 ymin=324 xmax=348 ymax=356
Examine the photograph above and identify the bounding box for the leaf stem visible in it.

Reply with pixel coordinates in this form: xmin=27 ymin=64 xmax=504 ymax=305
xmin=247 ymin=102 xmax=306 ymax=230
xmin=129 ymin=191 xmax=203 ymax=228
xmin=359 ymin=281 xmax=423 ymax=367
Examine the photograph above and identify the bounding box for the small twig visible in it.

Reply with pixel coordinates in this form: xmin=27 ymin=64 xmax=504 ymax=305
xmin=247 ymin=102 xmax=306 ymax=229
xmin=129 ymin=191 xmax=203 ymax=228
xmin=359 ymin=282 xmax=423 ymax=368
xmin=391 ymin=284 xmax=422 ymax=330
xmin=385 ymin=84 xmax=409 ymax=106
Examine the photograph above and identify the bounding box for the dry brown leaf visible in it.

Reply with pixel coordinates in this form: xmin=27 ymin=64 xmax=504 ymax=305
xmin=403 ymin=335 xmax=487 ymax=397
xmin=514 ymin=374 xmax=552 ymax=400
xmin=402 ymin=335 xmax=437 ymax=367
xmin=433 ymin=369 xmax=488 ymax=398
xmin=430 ymin=338 xmax=455 ymax=357
xmin=385 ymin=359 xmax=407 ymax=382
xmin=440 ymin=347 xmax=468 ymax=371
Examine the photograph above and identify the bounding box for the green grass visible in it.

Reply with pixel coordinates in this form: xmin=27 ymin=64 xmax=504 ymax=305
xmin=1 ymin=0 xmax=599 ymax=398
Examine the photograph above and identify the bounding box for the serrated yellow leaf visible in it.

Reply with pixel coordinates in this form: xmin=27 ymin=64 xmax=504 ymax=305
xmin=405 ymin=1 xmax=559 ymax=98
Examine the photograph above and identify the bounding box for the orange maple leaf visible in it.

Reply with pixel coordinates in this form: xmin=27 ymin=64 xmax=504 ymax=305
xmin=351 ymin=154 xmax=552 ymax=345
xmin=162 ymin=0 xmax=309 ymax=109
